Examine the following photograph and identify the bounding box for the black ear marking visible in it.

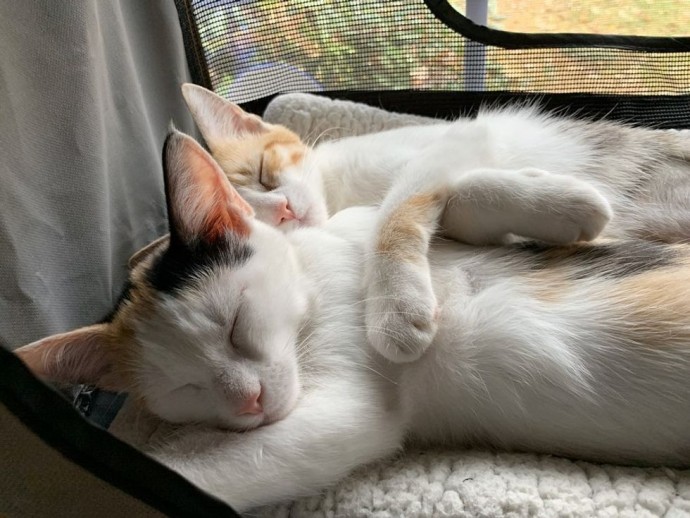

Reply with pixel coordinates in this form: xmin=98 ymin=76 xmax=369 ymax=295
xmin=146 ymin=235 xmax=253 ymax=294
xmin=161 ymin=129 xmax=255 ymax=246
xmin=161 ymin=131 xmax=186 ymax=249
xmin=153 ymin=131 xmax=254 ymax=294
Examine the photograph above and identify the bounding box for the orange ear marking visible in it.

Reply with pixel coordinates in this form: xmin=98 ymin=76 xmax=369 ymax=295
xmin=201 ymin=195 xmax=251 ymax=241
xmin=186 ymin=140 xmax=253 ymax=241
xmin=165 ymin=130 xmax=255 ymax=244
xmin=181 ymin=83 xmax=270 ymax=152
xmin=128 ymin=234 xmax=171 ymax=269
xmin=14 ymin=324 xmax=124 ymax=390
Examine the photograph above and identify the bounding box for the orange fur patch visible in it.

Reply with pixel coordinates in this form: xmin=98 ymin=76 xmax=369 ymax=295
xmin=606 ymin=260 xmax=690 ymax=349
xmin=14 ymin=240 xmax=169 ymax=392
xmin=104 ymin=257 xmax=163 ymax=393
xmin=128 ymin=235 xmax=170 ymax=269
xmin=529 ymin=269 xmax=572 ymax=303
xmin=179 ymin=137 xmax=253 ymax=240
xmin=377 ymin=192 xmax=444 ymax=262
xmin=108 ymin=294 xmax=151 ymax=390
xmin=261 ymin=143 xmax=306 ymax=188
xmin=212 ymin=125 xmax=307 ymax=190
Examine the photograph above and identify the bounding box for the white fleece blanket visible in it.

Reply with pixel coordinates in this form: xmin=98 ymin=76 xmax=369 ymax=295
xmin=111 ymin=93 xmax=690 ymax=517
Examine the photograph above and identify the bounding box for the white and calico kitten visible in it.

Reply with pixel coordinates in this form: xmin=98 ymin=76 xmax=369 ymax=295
xmin=16 ymin=130 xmax=690 ymax=512
xmin=181 ymin=83 xmax=690 ymax=246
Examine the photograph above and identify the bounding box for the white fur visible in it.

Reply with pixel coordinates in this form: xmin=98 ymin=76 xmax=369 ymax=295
xmin=238 ymin=169 xmax=328 ymax=230
xmin=362 ymin=157 xmax=611 ymax=363
xmin=254 ymin=107 xmax=685 ymax=364
xmin=129 ymin=103 xmax=690 ymax=510
xmin=143 ymin=206 xmax=690 ymax=512
xmin=133 ymin=222 xmax=305 ymax=430
xmin=185 ymin=89 xmax=688 ymax=245
xmin=271 ymin=106 xmax=687 ymax=246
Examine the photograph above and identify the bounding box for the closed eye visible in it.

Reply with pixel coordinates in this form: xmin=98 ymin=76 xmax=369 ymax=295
xmin=229 ymin=308 xmax=241 ymax=350
xmin=258 ymin=152 xmax=277 ymax=191
xmin=169 ymin=383 xmax=205 ymax=395
xmin=229 ymin=305 xmax=256 ymax=360
xmin=258 ymin=153 xmax=269 ymax=189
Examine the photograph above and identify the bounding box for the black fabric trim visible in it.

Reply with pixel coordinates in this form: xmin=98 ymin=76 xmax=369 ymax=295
xmin=423 ymin=0 xmax=690 ymax=51
xmin=173 ymin=0 xmax=213 ymax=89
xmin=0 ymin=345 xmax=240 ymax=518
xmin=71 ymin=385 xmax=128 ymax=429
xmin=242 ymin=90 xmax=690 ymax=130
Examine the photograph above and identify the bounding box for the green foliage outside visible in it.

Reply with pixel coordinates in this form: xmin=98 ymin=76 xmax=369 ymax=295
xmin=193 ymin=0 xmax=690 ymax=100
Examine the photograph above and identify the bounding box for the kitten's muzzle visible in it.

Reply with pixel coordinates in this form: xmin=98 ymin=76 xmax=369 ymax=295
xmin=237 ymin=386 xmax=263 ymax=416
xmin=276 ymin=200 xmax=296 ymax=224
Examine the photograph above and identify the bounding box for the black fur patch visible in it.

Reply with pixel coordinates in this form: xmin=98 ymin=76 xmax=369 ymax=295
xmin=147 ymin=236 xmax=253 ymax=294
xmin=99 ymin=279 xmax=134 ymax=323
xmin=151 ymin=132 xmax=254 ymax=294
xmin=515 ymin=240 xmax=680 ymax=279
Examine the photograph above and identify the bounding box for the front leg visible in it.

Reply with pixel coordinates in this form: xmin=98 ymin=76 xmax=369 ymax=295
xmin=366 ymin=186 xmax=448 ymax=363
xmin=147 ymin=380 xmax=403 ymax=512
xmin=441 ymin=168 xmax=613 ymax=245
xmin=365 ymin=166 xmax=612 ymax=364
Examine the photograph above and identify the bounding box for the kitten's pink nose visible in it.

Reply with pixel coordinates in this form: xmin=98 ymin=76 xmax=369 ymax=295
xmin=276 ymin=200 xmax=296 ymax=224
xmin=238 ymin=389 xmax=263 ymax=416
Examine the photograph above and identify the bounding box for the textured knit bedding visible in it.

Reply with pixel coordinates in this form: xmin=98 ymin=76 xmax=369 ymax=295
xmin=110 ymin=93 xmax=690 ymax=517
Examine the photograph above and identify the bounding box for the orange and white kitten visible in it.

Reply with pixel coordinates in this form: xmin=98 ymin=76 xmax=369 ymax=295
xmin=181 ymin=84 xmax=690 ymax=361
xmin=15 ymin=130 xmax=690 ymax=512
xmin=181 ymin=83 xmax=690 ymax=245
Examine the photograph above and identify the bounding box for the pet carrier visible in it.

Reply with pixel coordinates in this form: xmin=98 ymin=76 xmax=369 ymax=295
xmin=2 ymin=1 xmax=690 ymax=516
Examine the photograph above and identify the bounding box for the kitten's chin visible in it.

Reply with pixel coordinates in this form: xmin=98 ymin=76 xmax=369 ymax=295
xmin=218 ymin=384 xmax=301 ymax=430
xmin=260 ymin=384 xmax=301 ymax=427
xmin=217 ymin=404 xmax=296 ymax=431
xmin=218 ymin=414 xmax=265 ymax=431
xmin=262 ymin=394 xmax=299 ymax=426
xmin=277 ymin=219 xmax=306 ymax=232
xmin=278 ymin=213 xmax=325 ymax=231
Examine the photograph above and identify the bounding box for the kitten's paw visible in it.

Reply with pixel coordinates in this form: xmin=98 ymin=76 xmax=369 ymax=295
xmin=365 ymin=259 xmax=438 ymax=363
xmin=442 ymin=169 xmax=613 ymax=246
xmin=526 ymin=170 xmax=613 ymax=243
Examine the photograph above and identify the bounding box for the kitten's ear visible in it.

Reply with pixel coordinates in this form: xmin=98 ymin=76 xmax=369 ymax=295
xmin=128 ymin=234 xmax=170 ymax=269
xmin=163 ymin=130 xmax=254 ymax=246
xmin=14 ymin=324 xmax=125 ymax=391
xmin=181 ymin=83 xmax=270 ymax=151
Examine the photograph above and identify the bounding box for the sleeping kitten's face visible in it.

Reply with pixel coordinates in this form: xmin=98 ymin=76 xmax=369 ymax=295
xmin=16 ymin=131 xmax=307 ymax=430
xmin=129 ymin=228 xmax=305 ymax=430
xmin=182 ymin=83 xmax=329 ymax=231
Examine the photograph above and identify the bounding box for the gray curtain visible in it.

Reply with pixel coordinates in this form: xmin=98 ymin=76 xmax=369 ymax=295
xmin=0 ymin=1 xmax=197 ymax=348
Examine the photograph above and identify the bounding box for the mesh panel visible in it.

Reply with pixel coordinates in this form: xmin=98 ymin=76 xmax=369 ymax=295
xmin=449 ymin=0 xmax=690 ymax=36
xmin=188 ymin=0 xmax=690 ymax=104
